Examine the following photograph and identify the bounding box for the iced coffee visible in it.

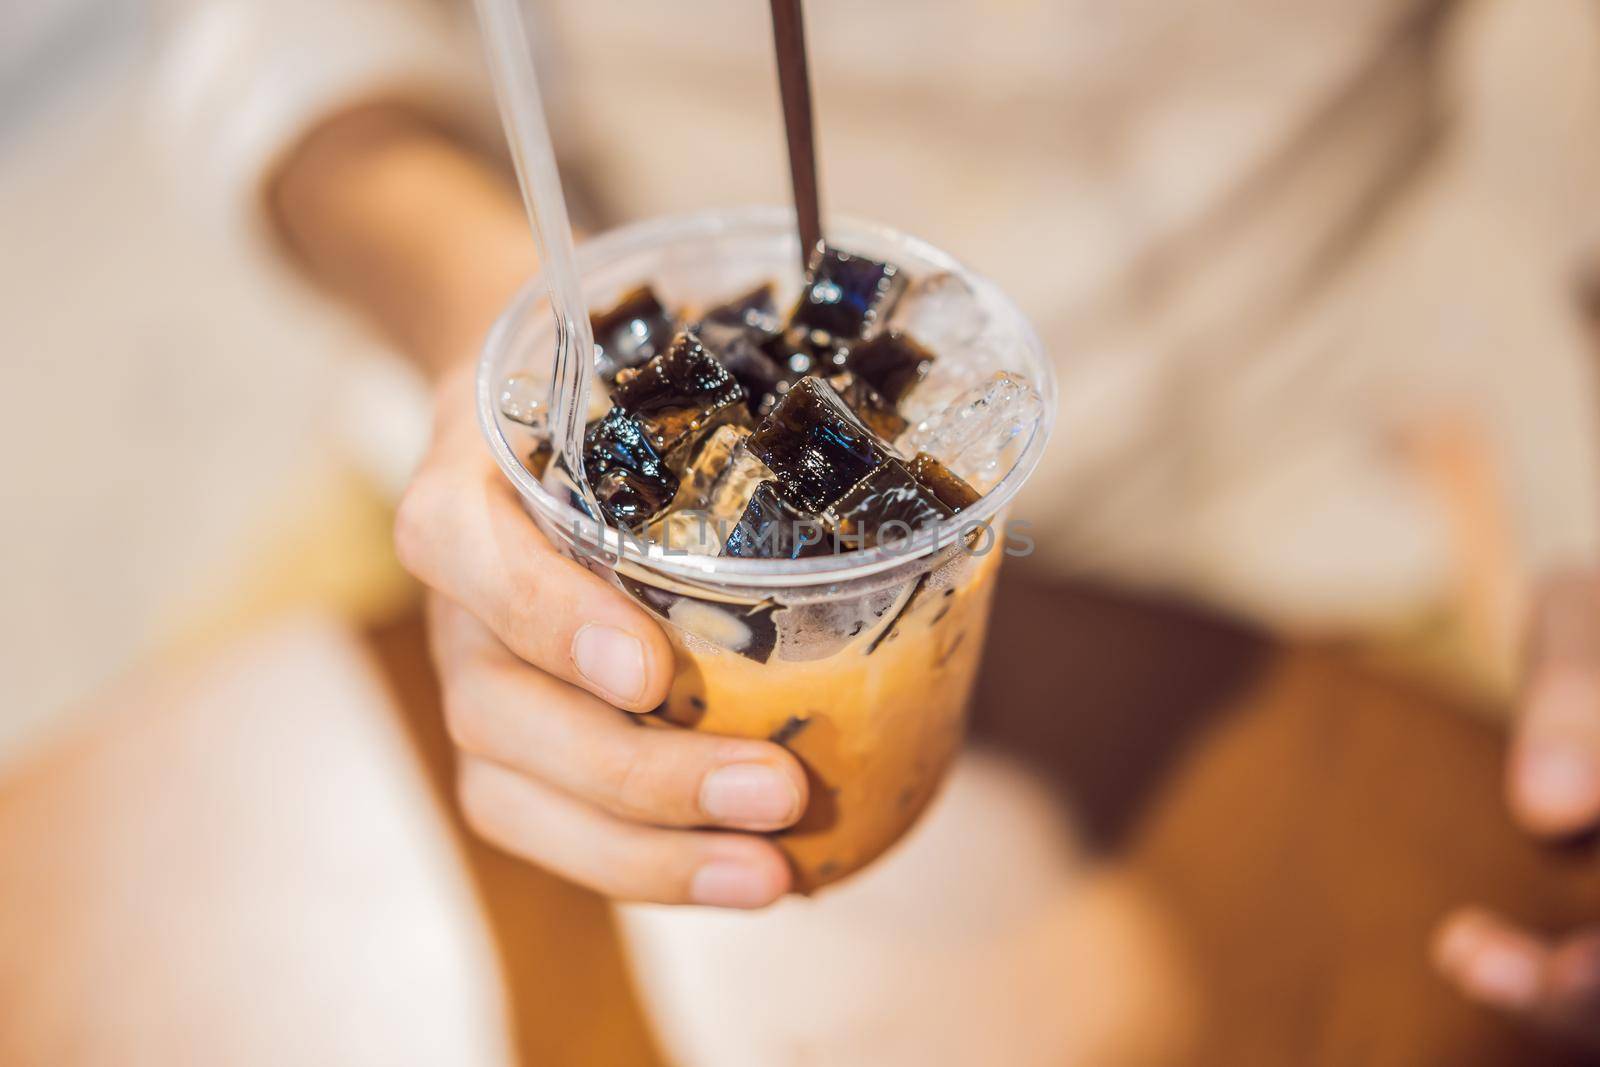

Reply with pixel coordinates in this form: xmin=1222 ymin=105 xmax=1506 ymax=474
xmin=485 ymin=218 xmax=1051 ymax=892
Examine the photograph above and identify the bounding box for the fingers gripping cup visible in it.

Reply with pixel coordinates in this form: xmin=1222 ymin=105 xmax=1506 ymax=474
xmin=479 ymin=208 xmax=1055 ymax=892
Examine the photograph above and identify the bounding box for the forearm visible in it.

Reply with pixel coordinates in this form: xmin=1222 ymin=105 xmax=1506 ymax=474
xmin=268 ymin=103 xmax=535 ymax=380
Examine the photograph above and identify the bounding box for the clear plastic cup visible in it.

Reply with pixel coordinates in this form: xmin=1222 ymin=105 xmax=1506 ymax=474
xmin=478 ymin=206 xmax=1055 ymax=891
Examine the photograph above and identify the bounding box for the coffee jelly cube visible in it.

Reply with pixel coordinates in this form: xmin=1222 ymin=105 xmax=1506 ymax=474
xmin=695 ymin=313 xmax=794 ymax=417
xmin=702 ymin=283 xmax=778 ymax=330
xmin=790 ymin=246 xmax=905 ymax=341
xmin=908 ymin=451 xmax=981 ymax=512
xmin=823 ymin=459 xmax=953 ymax=548
xmin=582 ymin=408 xmax=680 ymax=526
xmin=722 ymin=480 xmax=832 ymax=560
xmin=825 ymin=371 xmax=907 ymax=441
xmin=746 ymin=376 xmax=891 ymax=514
xmin=591 ymin=286 xmax=676 ymax=381
xmin=611 ymin=331 xmax=748 ymax=466
xmin=845 ymin=330 xmax=936 ymax=405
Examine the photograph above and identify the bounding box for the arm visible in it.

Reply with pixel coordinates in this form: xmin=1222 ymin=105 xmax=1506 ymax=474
xmin=268 ymin=104 xmax=806 ymax=908
xmin=268 ymin=103 xmax=533 ymax=380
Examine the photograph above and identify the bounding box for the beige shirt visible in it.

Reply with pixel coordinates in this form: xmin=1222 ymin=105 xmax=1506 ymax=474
xmin=539 ymin=0 xmax=1600 ymax=632
xmin=154 ymin=0 xmax=1600 ymax=632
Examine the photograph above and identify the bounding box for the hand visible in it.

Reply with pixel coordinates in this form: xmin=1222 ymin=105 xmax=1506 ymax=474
xmin=271 ymin=105 xmax=806 ymax=907
xmin=1433 ymin=571 xmax=1600 ymax=1047
xmin=394 ymin=364 xmax=807 ymax=907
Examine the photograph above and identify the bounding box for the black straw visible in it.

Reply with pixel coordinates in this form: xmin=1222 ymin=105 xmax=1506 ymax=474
xmin=769 ymin=0 xmax=823 ymax=269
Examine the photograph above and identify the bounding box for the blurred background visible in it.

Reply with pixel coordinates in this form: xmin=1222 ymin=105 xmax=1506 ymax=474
xmin=7 ymin=0 xmax=1600 ymax=1064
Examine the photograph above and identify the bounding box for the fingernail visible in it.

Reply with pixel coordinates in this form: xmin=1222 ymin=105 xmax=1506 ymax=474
xmin=700 ymin=763 xmax=800 ymax=827
xmin=1518 ymin=743 xmax=1600 ymax=824
xmin=1466 ymin=944 xmax=1541 ymax=1009
xmin=690 ymin=861 xmax=779 ymax=908
xmin=573 ymin=625 xmax=646 ymax=704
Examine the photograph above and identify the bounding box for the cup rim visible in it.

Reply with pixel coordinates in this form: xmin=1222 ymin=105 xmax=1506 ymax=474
xmin=476 ymin=205 xmax=1056 ymax=590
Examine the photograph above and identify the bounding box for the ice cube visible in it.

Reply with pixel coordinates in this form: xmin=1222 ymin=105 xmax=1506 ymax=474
xmin=705 ymin=440 xmax=774 ymax=522
xmin=722 ymin=480 xmax=831 ymax=560
xmin=649 ymin=425 xmax=774 ymax=554
xmin=825 ymin=371 xmax=907 ymax=442
xmin=746 ymin=376 xmax=892 ymax=514
xmin=843 ymin=330 xmax=935 ymax=406
xmin=672 ymin=423 xmax=750 ymax=506
xmin=610 ymin=331 xmax=749 ymax=467
xmin=499 ymin=373 xmax=546 ymax=429
xmin=894 ymin=333 xmax=1012 ymax=428
xmin=908 ymin=451 xmax=981 ymax=512
xmin=582 ymin=408 xmax=680 ymax=526
xmin=897 ymin=372 xmax=1044 ymax=491
xmin=823 ymin=459 xmax=952 ymax=549
xmin=647 ymin=509 xmax=724 ymax=556
xmin=790 ymin=246 xmax=905 ymax=341
xmin=889 ymin=271 xmax=987 ymax=353
xmin=591 ymin=286 xmax=676 ymax=381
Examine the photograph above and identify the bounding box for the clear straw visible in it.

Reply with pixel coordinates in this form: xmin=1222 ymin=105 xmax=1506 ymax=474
xmin=471 ymin=0 xmax=595 ymax=506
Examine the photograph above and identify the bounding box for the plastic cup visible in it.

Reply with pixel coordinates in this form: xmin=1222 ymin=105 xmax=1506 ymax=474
xmin=478 ymin=207 xmax=1054 ymax=891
